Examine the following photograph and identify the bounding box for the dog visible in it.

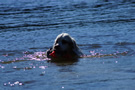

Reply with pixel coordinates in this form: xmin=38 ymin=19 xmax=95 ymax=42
xmin=46 ymin=33 xmax=83 ymax=60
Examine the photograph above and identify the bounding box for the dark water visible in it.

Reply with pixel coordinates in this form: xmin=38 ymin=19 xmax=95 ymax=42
xmin=0 ymin=0 xmax=135 ymax=89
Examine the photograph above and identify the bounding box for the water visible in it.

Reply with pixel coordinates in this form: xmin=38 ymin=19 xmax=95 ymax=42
xmin=0 ymin=0 xmax=135 ymax=89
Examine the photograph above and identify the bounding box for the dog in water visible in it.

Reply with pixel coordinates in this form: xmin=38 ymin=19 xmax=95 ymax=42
xmin=46 ymin=33 xmax=83 ymax=60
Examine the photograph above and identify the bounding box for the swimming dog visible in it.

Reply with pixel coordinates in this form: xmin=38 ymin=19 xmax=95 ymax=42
xmin=46 ymin=33 xmax=83 ymax=60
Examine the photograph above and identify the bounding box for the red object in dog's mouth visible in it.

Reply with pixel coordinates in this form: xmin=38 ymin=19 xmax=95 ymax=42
xmin=49 ymin=51 xmax=57 ymax=58
xmin=49 ymin=51 xmax=71 ymax=58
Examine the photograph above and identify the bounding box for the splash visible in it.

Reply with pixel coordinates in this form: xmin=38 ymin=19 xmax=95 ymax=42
xmin=25 ymin=52 xmax=51 ymax=61
xmin=21 ymin=50 xmax=129 ymax=61
xmin=0 ymin=50 xmax=130 ymax=64
xmin=0 ymin=52 xmax=50 ymax=64
xmin=81 ymin=50 xmax=129 ymax=58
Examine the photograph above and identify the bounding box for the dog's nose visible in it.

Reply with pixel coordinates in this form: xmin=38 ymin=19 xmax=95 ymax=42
xmin=55 ymin=43 xmax=60 ymax=49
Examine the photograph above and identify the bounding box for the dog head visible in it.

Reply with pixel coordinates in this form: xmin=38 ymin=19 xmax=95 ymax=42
xmin=52 ymin=33 xmax=83 ymax=57
xmin=53 ymin=33 xmax=74 ymax=53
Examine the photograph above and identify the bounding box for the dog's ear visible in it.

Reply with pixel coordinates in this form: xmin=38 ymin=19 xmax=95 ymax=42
xmin=72 ymin=38 xmax=83 ymax=57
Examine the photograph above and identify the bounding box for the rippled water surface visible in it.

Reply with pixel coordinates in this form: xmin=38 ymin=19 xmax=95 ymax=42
xmin=0 ymin=0 xmax=135 ymax=90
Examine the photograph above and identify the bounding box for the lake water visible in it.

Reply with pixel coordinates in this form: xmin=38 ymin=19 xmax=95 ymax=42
xmin=0 ymin=0 xmax=135 ymax=90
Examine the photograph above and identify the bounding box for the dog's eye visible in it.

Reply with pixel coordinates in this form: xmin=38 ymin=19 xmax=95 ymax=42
xmin=62 ymin=40 xmax=67 ymax=44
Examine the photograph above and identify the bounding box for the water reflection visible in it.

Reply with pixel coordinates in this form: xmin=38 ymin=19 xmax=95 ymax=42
xmin=48 ymin=58 xmax=78 ymax=66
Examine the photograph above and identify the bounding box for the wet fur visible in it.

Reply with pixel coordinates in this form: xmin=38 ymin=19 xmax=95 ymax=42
xmin=46 ymin=33 xmax=83 ymax=59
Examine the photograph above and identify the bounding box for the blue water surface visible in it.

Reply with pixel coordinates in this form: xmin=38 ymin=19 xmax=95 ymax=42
xmin=0 ymin=0 xmax=135 ymax=90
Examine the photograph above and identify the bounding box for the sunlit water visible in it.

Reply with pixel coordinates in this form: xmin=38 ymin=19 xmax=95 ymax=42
xmin=0 ymin=0 xmax=135 ymax=90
